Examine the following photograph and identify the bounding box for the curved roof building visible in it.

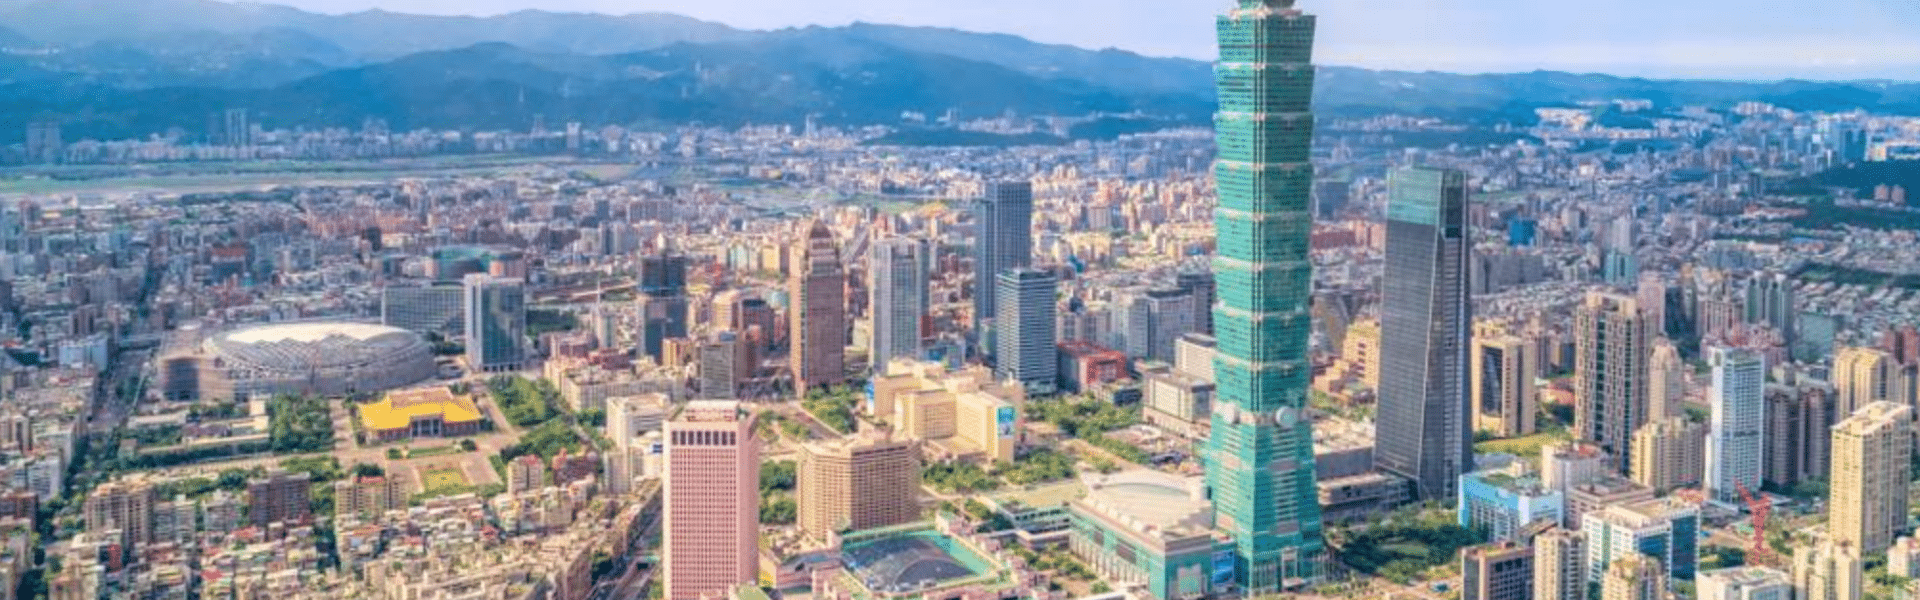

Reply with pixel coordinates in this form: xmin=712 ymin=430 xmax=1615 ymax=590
xmin=195 ymin=322 xmax=437 ymax=399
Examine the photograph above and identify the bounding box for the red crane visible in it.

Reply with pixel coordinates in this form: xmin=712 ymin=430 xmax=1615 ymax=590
xmin=1736 ymin=481 xmax=1772 ymax=558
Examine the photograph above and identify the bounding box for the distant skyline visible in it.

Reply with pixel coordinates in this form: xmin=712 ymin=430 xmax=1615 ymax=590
xmin=248 ymin=0 xmax=1920 ymax=80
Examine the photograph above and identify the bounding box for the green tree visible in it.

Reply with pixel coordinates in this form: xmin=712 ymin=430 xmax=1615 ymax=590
xmin=760 ymin=461 xmax=796 ymax=493
xmin=761 ymin=495 xmax=796 ymax=525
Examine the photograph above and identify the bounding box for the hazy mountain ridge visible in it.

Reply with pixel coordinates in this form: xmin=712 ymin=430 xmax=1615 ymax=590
xmin=2 ymin=37 xmax=1199 ymax=143
xmin=3 ymin=0 xmax=1920 ymax=145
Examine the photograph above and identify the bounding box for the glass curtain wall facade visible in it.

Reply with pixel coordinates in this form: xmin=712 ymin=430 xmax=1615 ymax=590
xmin=1203 ymin=0 xmax=1326 ymax=592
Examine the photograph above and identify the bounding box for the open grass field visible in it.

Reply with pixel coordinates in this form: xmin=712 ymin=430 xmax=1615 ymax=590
xmin=417 ymin=465 xmax=472 ymax=498
xmin=1473 ymin=430 xmax=1572 ymax=458
xmin=407 ymin=445 xmax=461 ymax=459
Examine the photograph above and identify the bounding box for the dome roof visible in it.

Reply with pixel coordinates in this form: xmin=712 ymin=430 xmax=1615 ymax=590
xmin=207 ymin=322 xmax=430 ymax=372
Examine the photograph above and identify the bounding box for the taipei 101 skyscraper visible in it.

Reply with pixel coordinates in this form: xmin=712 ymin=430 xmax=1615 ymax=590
xmin=1204 ymin=0 xmax=1326 ymax=592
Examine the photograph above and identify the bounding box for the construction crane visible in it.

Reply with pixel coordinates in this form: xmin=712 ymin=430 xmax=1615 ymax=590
xmin=1736 ymin=481 xmax=1772 ymax=559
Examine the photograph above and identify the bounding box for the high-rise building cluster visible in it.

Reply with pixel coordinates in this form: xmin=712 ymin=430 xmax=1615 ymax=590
xmin=14 ymin=2 xmax=1920 ymax=600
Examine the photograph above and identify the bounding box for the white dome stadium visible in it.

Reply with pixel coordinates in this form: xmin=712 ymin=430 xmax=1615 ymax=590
xmin=202 ymin=322 xmax=437 ymax=397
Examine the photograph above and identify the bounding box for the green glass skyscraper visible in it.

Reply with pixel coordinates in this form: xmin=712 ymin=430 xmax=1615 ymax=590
xmin=1205 ymin=0 xmax=1325 ymax=592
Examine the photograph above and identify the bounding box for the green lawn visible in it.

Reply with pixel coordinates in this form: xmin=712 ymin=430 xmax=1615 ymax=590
xmin=407 ymin=445 xmax=460 ymax=458
xmin=1474 ymin=431 xmax=1571 ymax=458
xmin=417 ymin=467 xmax=473 ymax=499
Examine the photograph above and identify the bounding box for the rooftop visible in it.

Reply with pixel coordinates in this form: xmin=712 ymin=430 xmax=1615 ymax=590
xmin=1075 ymin=470 xmax=1213 ymax=537
xmin=360 ymin=388 xmax=482 ymax=432
xmin=679 ymin=399 xmax=744 ymax=422
xmin=840 ymin=529 xmax=992 ymax=595
xmin=220 ymin=322 xmax=409 ymax=345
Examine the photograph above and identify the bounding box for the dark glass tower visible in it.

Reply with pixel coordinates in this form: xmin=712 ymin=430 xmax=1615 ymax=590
xmin=638 ymin=251 xmax=691 ymax=363
xmin=972 ymin=181 xmax=1034 ymax=338
xmin=994 ymin=268 xmax=1059 ymax=395
xmin=1204 ymin=0 xmax=1324 ymax=591
xmin=1375 ymin=166 xmax=1473 ymax=501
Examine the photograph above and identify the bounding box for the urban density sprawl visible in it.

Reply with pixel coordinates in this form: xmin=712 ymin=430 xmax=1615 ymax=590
xmin=2 ymin=1 xmax=1919 ymax=600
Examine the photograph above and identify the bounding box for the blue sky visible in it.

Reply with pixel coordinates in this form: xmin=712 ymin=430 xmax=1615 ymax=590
xmin=264 ymin=0 xmax=1920 ymax=79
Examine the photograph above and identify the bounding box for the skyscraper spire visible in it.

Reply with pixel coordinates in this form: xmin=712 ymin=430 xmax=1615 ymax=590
xmin=1205 ymin=0 xmax=1325 ymax=592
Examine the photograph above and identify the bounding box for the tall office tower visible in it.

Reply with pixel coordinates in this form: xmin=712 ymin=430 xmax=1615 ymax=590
xmin=84 ymin=480 xmax=155 ymax=552
xmin=796 ymin=433 xmax=919 ymax=540
xmin=1647 ymin=339 xmax=1685 ymax=421
xmin=1706 ymin=346 xmax=1767 ymax=505
xmin=1473 ymin=330 xmax=1537 ymax=438
xmin=1582 ymin=498 xmax=1699 ymax=583
xmin=25 ymin=121 xmax=62 ymax=164
xmin=1793 ymin=537 xmax=1864 ymax=600
xmin=1462 ymin=542 xmax=1533 ymax=600
xmin=870 ymin=237 xmax=930 ymax=366
xmin=697 ymin=331 xmax=751 ymax=399
xmin=462 ymin=274 xmax=527 ymax=373
xmin=790 ymin=220 xmax=848 ymax=392
xmin=664 ymin=401 xmax=759 ymax=600
xmin=1116 ymin=286 xmax=1201 ymax=362
xmin=1574 ymin=292 xmax=1651 ymax=473
xmin=973 ymin=180 xmax=1034 ymax=333
xmin=638 ymin=252 xmax=691 ymax=296
xmin=1629 ymin=416 xmax=1706 ymax=493
xmin=220 ymin=108 xmax=252 ymax=146
xmin=994 ymin=268 xmax=1058 ymax=395
xmin=1377 ymin=166 xmax=1472 ymax=501
xmin=381 ymin=283 xmax=466 ymax=335
xmin=1205 ymin=0 xmax=1326 ymax=590
xmin=1828 ymin=401 xmax=1913 ymax=554
xmin=247 ymin=470 xmax=313 ymax=527
xmin=1763 ymin=387 xmax=1808 ymax=489
xmin=0 ymin=200 xmax=18 ymax=254
xmin=638 ymin=252 xmax=691 ymax=363
xmin=1534 ymin=528 xmax=1589 ymax=600
xmin=1833 ymin=347 xmax=1895 ymax=418
xmin=1744 ymin=272 xmax=1796 ymax=343
xmin=1885 ymin=325 xmax=1920 ymax=366
xmin=1602 ymin=213 xmax=1639 ymax=287
xmin=1602 ymin=556 xmax=1667 ymax=600
xmin=1799 ymin=385 xmax=1838 ymax=483
xmin=1177 ymin=270 xmax=1217 ymax=335
xmin=1698 ymin=566 xmax=1793 ymax=600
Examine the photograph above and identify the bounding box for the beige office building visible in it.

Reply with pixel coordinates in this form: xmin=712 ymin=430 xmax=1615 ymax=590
xmin=869 ymin=360 xmax=1023 ymax=462
xmin=1833 ymin=347 xmax=1895 ymax=418
xmin=334 ymin=475 xmax=409 ymax=520
xmin=1343 ymin=318 xmax=1383 ymax=392
xmin=1793 ymin=536 xmax=1863 ymax=600
xmin=797 ymin=433 xmax=920 ymax=539
xmin=1472 ymin=328 xmax=1537 ymax=438
xmin=1829 ymin=401 xmax=1913 ymax=554
xmin=1533 ymin=528 xmax=1588 ymax=600
xmin=1647 ymin=339 xmax=1685 ymax=421
xmin=1574 ymin=293 xmax=1651 ymax=472
xmin=1601 ymin=555 xmax=1665 ymax=600
xmin=84 ymin=480 xmax=156 ymax=551
xmin=1629 ymin=416 xmax=1706 ymax=492
xmin=1463 ymin=541 xmax=1533 ymax=600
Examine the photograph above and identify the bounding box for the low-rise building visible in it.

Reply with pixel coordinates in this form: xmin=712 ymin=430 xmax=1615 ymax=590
xmin=358 ymin=387 xmax=484 ymax=444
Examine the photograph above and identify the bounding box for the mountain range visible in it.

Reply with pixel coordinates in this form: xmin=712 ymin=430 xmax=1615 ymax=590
xmin=3 ymin=0 xmax=1919 ymax=145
